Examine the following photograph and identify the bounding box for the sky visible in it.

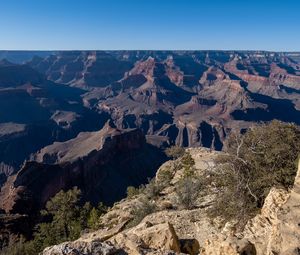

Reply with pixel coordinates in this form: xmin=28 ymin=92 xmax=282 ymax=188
xmin=0 ymin=0 xmax=299 ymax=51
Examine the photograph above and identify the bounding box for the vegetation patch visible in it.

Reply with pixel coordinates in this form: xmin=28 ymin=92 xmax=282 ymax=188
xmin=207 ymin=120 xmax=300 ymax=227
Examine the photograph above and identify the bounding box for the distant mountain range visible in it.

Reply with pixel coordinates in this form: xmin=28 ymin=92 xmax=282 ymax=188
xmin=0 ymin=50 xmax=299 ymax=173
xmin=0 ymin=51 xmax=300 ymax=239
xmin=0 ymin=51 xmax=54 ymax=64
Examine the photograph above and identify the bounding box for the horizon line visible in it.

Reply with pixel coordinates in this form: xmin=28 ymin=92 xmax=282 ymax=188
xmin=1 ymin=49 xmax=300 ymax=53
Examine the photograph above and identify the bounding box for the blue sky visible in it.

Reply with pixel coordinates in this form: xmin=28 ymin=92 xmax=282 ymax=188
xmin=0 ymin=0 xmax=299 ymax=51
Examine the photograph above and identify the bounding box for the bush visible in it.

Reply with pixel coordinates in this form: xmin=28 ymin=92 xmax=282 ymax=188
xmin=208 ymin=120 xmax=300 ymax=226
xmin=127 ymin=196 xmax=157 ymax=227
xmin=175 ymin=176 xmax=203 ymax=210
xmin=87 ymin=202 xmax=108 ymax=230
xmin=165 ymin=146 xmax=185 ymax=159
xmin=3 ymin=187 xmax=107 ymax=255
xmin=180 ymin=152 xmax=196 ymax=177
xmin=126 ymin=186 xmax=142 ymax=198
xmin=157 ymin=168 xmax=173 ymax=187
xmin=143 ymin=178 xmax=165 ymax=199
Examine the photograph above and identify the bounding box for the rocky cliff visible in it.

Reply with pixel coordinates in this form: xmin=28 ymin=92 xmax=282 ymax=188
xmin=1 ymin=51 xmax=300 ymax=183
xmin=41 ymin=148 xmax=219 ymax=255
xmin=41 ymin=149 xmax=300 ymax=255
xmin=26 ymin=51 xmax=300 ymax=150
xmin=201 ymin=159 xmax=300 ymax=255
xmin=0 ymin=122 xmax=166 ymax=248
xmin=0 ymin=122 xmax=166 ymax=214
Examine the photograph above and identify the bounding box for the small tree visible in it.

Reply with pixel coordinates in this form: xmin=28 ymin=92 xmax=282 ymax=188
xmin=42 ymin=187 xmax=82 ymax=240
xmin=175 ymin=176 xmax=203 ymax=210
xmin=87 ymin=202 xmax=107 ymax=230
xmin=87 ymin=208 xmax=100 ymax=230
xmin=174 ymin=152 xmax=203 ymax=210
xmin=23 ymin=187 xmax=84 ymax=254
xmin=209 ymin=120 xmax=300 ymax=226
xmin=180 ymin=152 xmax=196 ymax=177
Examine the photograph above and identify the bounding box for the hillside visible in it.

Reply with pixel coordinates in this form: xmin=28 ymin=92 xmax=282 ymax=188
xmin=41 ymin=148 xmax=300 ymax=255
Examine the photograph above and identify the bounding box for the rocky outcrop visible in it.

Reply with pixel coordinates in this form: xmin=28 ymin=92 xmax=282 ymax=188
xmin=111 ymin=222 xmax=181 ymax=254
xmin=264 ymin=160 xmax=300 ymax=255
xmin=41 ymin=149 xmax=300 ymax=255
xmin=201 ymin=160 xmax=300 ymax=255
xmin=42 ymin=240 xmax=124 ymax=255
xmin=41 ymin=148 xmax=219 ymax=255
xmin=0 ymin=122 xmax=166 ymax=215
xmin=42 ymin=222 xmax=183 ymax=255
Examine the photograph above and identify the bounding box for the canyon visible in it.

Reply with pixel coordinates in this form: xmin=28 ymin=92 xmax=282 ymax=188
xmin=0 ymin=51 xmax=300 ymax=253
xmin=1 ymin=50 xmax=300 ymax=179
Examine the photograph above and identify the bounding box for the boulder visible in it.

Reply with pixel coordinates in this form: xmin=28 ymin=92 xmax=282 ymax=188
xmin=42 ymin=240 xmax=124 ymax=255
xmin=111 ymin=222 xmax=181 ymax=254
xmin=201 ymin=236 xmax=256 ymax=255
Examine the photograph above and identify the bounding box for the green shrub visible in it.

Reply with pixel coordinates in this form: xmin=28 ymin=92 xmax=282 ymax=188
xmin=127 ymin=196 xmax=157 ymax=228
xmin=175 ymin=175 xmax=203 ymax=210
xmin=165 ymin=146 xmax=185 ymax=159
xmin=126 ymin=186 xmax=141 ymax=198
xmin=157 ymin=168 xmax=173 ymax=187
xmin=143 ymin=178 xmax=165 ymax=199
xmin=2 ymin=187 xmax=107 ymax=255
xmin=208 ymin=120 xmax=300 ymax=227
xmin=180 ymin=152 xmax=196 ymax=177
xmin=87 ymin=202 xmax=108 ymax=230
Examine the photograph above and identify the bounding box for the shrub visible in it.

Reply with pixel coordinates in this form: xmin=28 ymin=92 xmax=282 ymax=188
xmin=143 ymin=178 xmax=165 ymax=199
xmin=127 ymin=196 xmax=157 ymax=227
xmin=175 ymin=176 xmax=203 ymax=210
xmin=126 ymin=186 xmax=141 ymax=198
xmin=87 ymin=202 xmax=108 ymax=230
xmin=165 ymin=146 xmax=185 ymax=159
xmin=180 ymin=152 xmax=196 ymax=177
xmin=4 ymin=187 xmax=107 ymax=255
xmin=157 ymin=168 xmax=173 ymax=187
xmin=208 ymin=120 xmax=300 ymax=226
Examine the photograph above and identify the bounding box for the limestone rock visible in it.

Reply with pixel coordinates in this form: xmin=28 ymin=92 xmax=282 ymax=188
xmin=265 ymin=160 xmax=300 ymax=255
xmin=242 ymin=187 xmax=289 ymax=255
xmin=42 ymin=152 xmax=300 ymax=255
xmin=111 ymin=222 xmax=181 ymax=254
xmin=201 ymin=236 xmax=256 ymax=255
xmin=202 ymin=160 xmax=300 ymax=255
xmin=42 ymin=240 xmax=124 ymax=255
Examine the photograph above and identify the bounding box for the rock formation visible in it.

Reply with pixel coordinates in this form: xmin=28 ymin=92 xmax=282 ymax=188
xmin=1 ymin=51 xmax=300 ymax=181
xmin=41 ymin=149 xmax=300 ymax=255
xmin=201 ymin=159 xmax=300 ymax=255
xmin=0 ymin=121 xmax=166 ymax=214
xmin=41 ymin=148 xmax=218 ymax=255
xmin=0 ymin=122 xmax=166 ymax=248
